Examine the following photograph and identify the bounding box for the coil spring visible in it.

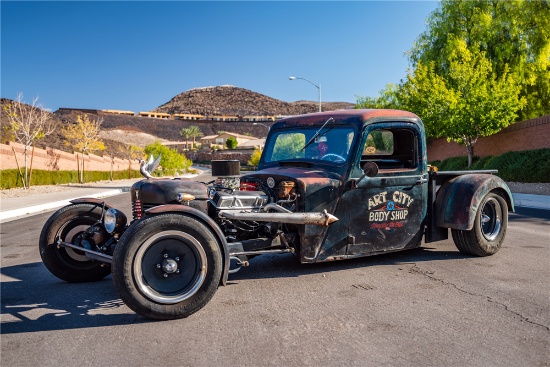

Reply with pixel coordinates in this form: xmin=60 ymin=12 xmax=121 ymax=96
xmin=133 ymin=199 xmax=142 ymax=220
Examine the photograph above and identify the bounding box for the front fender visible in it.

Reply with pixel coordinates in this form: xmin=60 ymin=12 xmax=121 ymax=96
xmin=435 ymin=174 xmax=514 ymax=231
xmin=70 ymin=198 xmax=117 ymax=209
xmin=144 ymin=205 xmax=230 ymax=286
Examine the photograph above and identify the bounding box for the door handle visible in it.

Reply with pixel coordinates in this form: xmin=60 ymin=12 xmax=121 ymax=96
xmin=415 ymin=177 xmax=428 ymax=185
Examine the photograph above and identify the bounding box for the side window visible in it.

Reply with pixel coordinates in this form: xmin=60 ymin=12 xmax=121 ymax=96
xmin=363 ymin=130 xmax=394 ymax=155
xmin=361 ymin=128 xmax=418 ymax=171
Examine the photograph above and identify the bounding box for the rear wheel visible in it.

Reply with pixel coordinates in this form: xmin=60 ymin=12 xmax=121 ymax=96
xmin=452 ymin=192 xmax=508 ymax=256
xmin=39 ymin=204 xmax=112 ymax=282
xmin=112 ymin=214 xmax=222 ymax=320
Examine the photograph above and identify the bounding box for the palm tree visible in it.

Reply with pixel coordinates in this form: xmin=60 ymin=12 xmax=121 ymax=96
xmin=180 ymin=127 xmax=193 ymax=150
xmin=188 ymin=125 xmax=204 ymax=149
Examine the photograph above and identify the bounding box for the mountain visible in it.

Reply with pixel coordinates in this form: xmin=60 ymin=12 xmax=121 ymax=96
xmin=154 ymin=85 xmax=354 ymax=116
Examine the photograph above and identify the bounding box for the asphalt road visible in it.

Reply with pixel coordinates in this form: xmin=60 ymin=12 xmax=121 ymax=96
xmin=1 ymin=193 xmax=548 ymax=367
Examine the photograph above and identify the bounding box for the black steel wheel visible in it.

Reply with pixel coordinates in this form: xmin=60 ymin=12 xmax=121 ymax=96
xmin=452 ymin=192 xmax=508 ymax=256
xmin=39 ymin=203 xmax=112 ymax=282
xmin=112 ymin=214 xmax=222 ymax=320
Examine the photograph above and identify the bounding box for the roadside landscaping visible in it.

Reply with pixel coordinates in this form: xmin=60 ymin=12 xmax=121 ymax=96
xmin=430 ymin=148 xmax=550 ymax=183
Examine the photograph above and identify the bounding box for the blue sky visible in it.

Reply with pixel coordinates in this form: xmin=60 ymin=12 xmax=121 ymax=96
xmin=1 ymin=1 xmax=439 ymax=112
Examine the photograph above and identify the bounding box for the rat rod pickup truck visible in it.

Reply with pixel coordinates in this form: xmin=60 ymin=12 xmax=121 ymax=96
xmin=39 ymin=109 xmax=513 ymax=320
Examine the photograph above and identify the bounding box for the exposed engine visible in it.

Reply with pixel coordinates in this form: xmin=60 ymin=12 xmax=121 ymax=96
xmin=130 ymin=160 xmax=336 ymax=260
xmin=207 ymin=160 xmax=298 ymax=243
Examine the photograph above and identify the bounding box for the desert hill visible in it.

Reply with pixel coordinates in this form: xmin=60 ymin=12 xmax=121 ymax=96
xmin=155 ymin=85 xmax=354 ymax=116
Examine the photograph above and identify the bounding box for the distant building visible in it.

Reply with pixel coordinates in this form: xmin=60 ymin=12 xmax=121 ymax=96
xmin=173 ymin=113 xmax=205 ymax=121
xmin=200 ymin=132 xmax=259 ymax=148
xmin=204 ymin=115 xmax=239 ymax=122
xmin=237 ymin=138 xmax=265 ymax=150
xmin=243 ymin=115 xmax=276 ymax=122
xmin=138 ymin=111 xmax=171 ymax=119
xmin=161 ymin=141 xmax=188 ymax=153
xmin=102 ymin=109 xmax=135 ymax=116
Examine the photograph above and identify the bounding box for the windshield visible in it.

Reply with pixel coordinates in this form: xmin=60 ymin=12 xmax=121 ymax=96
xmin=263 ymin=126 xmax=356 ymax=164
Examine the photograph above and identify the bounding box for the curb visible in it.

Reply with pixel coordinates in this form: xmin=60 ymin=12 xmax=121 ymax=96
xmin=0 ymin=189 xmax=123 ymax=223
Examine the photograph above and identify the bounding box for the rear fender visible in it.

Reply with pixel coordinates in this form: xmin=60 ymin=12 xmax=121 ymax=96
xmin=144 ymin=205 xmax=230 ymax=286
xmin=435 ymin=174 xmax=514 ymax=231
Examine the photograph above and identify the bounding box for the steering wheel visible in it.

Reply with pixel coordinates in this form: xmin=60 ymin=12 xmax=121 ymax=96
xmin=321 ymin=153 xmax=346 ymax=162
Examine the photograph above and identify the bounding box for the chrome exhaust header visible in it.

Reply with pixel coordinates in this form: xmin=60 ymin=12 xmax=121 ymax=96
xmin=219 ymin=209 xmax=338 ymax=226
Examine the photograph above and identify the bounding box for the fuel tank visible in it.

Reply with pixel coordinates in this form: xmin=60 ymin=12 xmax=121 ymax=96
xmin=131 ymin=178 xmax=209 ymax=207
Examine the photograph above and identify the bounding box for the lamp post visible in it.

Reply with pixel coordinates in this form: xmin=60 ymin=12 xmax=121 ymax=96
xmin=289 ymin=76 xmax=321 ymax=112
xmin=253 ymin=122 xmax=270 ymax=130
xmin=253 ymin=122 xmax=270 ymax=137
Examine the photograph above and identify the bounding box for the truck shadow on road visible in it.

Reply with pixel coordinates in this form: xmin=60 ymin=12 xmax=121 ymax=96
xmin=229 ymin=246 xmax=468 ymax=282
xmin=0 ymin=262 xmax=143 ymax=335
xmin=0 ymin=247 xmax=469 ymax=334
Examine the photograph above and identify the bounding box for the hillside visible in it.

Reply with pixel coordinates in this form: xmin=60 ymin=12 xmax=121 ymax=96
xmin=2 ymin=86 xmax=356 ymax=154
xmin=154 ymin=85 xmax=354 ymax=116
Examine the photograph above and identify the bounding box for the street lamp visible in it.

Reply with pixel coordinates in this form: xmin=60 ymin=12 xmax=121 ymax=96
xmin=253 ymin=122 xmax=270 ymax=130
xmin=253 ymin=122 xmax=270 ymax=137
xmin=289 ymin=76 xmax=321 ymax=112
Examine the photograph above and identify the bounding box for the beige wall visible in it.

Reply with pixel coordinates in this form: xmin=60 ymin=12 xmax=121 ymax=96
xmin=0 ymin=141 xmax=141 ymax=172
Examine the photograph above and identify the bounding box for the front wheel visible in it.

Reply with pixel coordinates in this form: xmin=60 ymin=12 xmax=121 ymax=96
xmin=452 ymin=192 xmax=508 ymax=256
xmin=112 ymin=214 xmax=222 ymax=320
xmin=39 ymin=203 xmax=112 ymax=282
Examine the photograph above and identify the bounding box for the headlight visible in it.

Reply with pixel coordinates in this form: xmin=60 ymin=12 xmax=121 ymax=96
xmin=104 ymin=208 xmax=127 ymax=234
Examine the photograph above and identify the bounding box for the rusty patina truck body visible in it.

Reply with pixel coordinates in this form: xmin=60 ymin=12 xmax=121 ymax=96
xmin=40 ymin=110 xmax=513 ymax=320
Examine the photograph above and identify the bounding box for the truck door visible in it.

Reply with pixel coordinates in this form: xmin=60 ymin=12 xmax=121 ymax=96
xmin=343 ymin=123 xmax=428 ymax=255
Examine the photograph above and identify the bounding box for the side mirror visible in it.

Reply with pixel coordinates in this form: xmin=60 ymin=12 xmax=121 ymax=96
xmin=362 ymin=161 xmax=379 ymax=178
xmin=352 ymin=161 xmax=379 ymax=188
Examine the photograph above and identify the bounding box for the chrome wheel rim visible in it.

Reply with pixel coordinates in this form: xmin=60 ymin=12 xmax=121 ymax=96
xmin=133 ymin=230 xmax=207 ymax=304
xmin=480 ymin=197 xmax=502 ymax=241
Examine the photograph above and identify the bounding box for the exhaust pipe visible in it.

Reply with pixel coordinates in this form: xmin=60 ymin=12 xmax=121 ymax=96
xmin=219 ymin=209 xmax=338 ymax=226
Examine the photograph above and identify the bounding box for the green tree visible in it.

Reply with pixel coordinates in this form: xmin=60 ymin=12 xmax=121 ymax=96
xmin=180 ymin=127 xmax=192 ymax=150
xmin=63 ymin=114 xmax=105 ymax=183
xmin=226 ymin=136 xmax=238 ymax=149
xmin=408 ymin=0 xmax=550 ymax=120
xmin=356 ymin=83 xmax=402 ymax=110
xmin=401 ymin=40 xmax=526 ymax=166
xmin=144 ymin=140 xmax=191 ymax=174
xmin=187 ymin=125 xmax=204 ymax=148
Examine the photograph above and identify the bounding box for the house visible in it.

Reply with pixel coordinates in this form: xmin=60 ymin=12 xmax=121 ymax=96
xmin=173 ymin=113 xmax=205 ymax=120
xmin=138 ymin=111 xmax=171 ymax=119
xmin=161 ymin=141 xmax=189 ymax=153
xmin=200 ymin=132 xmax=259 ymax=148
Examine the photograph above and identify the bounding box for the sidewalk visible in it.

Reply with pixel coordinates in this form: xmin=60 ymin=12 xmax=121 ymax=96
xmin=0 ymin=179 xmax=142 ymax=223
xmin=1 ymin=176 xmax=549 ymax=223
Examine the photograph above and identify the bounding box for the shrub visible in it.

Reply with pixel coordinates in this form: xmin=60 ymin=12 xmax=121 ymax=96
xmin=437 ymin=156 xmax=469 ymax=171
xmin=226 ymin=137 xmax=238 ymax=149
xmin=431 ymin=148 xmax=550 ymax=182
xmin=248 ymin=148 xmax=262 ymax=167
